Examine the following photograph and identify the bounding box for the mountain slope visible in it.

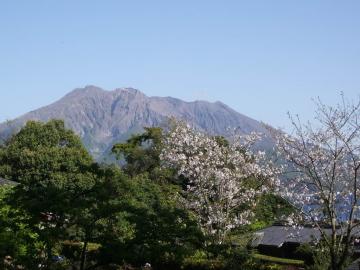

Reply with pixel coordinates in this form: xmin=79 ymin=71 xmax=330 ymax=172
xmin=0 ymin=86 xmax=272 ymax=159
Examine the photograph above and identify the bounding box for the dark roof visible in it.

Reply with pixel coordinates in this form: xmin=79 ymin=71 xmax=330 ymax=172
xmin=350 ymin=226 xmax=360 ymax=237
xmin=251 ymin=226 xmax=331 ymax=248
xmin=0 ymin=177 xmax=17 ymax=186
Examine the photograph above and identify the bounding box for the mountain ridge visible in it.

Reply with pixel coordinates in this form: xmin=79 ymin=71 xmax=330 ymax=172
xmin=0 ymin=86 xmax=272 ymax=160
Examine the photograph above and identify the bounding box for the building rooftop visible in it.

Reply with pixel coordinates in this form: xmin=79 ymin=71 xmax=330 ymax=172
xmin=251 ymin=225 xmax=331 ymax=248
xmin=0 ymin=177 xmax=17 ymax=186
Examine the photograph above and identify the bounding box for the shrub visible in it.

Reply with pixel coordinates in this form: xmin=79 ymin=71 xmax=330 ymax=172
xmin=182 ymin=259 xmax=224 ymax=270
xmin=294 ymin=244 xmax=315 ymax=266
xmin=182 ymin=250 xmax=224 ymax=270
xmin=224 ymin=248 xmax=251 ymax=270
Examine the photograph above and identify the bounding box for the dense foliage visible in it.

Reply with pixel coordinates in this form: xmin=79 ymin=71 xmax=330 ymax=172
xmin=0 ymin=120 xmax=309 ymax=269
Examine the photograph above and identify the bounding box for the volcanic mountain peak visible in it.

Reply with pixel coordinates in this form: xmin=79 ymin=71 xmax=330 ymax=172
xmin=0 ymin=86 xmax=272 ymax=160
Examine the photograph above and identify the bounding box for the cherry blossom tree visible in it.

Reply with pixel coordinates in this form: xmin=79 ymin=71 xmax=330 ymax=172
xmin=275 ymin=95 xmax=360 ymax=270
xmin=160 ymin=121 xmax=277 ymax=245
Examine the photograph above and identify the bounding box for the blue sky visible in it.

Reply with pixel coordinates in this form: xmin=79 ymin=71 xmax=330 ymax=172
xmin=1 ymin=1 xmax=359 ymax=129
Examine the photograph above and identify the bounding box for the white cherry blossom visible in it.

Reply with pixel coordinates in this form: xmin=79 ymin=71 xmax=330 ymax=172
xmin=161 ymin=121 xmax=277 ymax=244
xmin=274 ymin=95 xmax=360 ymax=270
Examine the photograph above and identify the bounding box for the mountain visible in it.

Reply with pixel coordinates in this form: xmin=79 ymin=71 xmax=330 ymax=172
xmin=0 ymin=86 xmax=272 ymax=160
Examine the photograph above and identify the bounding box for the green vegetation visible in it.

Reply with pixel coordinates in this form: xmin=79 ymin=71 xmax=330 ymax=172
xmin=0 ymin=185 xmax=43 ymax=267
xmin=253 ymin=253 xmax=305 ymax=266
xmin=0 ymin=120 xmax=318 ymax=269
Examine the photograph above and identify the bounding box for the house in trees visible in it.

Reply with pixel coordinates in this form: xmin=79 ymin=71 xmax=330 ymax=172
xmin=251 ymin=222 xmax=360 ymax=263
xmin=250 ymin=224 xmax=329 ymax=259
xmin=0 ymin=177 xmax=17 ymax=186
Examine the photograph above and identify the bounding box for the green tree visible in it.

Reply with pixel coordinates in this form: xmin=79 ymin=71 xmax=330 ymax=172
xmin=0 ymin=121 xmax=200 ymax=269
xmin=0 ymin=184 xmax=43 ymax=269
xmin=250 ymin=193 xmax=294 ymax=230
xmin=112 ymin=127 xmax=182 ymax=185
xmin=66 ymin=164 xmax=136 ymax=270
xmin=111 ymin=127 xmax=204 ymax=269
xmin=97 ymin=175 xmax=203 ymax=269
xmin=0 ymin=120 xmax=96 ymax=266
xmin=112 ymin=127 xmax=163 ymax=177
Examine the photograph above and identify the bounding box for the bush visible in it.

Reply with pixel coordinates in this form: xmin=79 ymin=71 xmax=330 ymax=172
xmin=295 ymin=244 xmax=315 ymax=266
xmin=224 ymin=248 xmax=251 ymax=270
xmin=182 ymin=250 xmax=224 ymax=270
xmin=182 ymin=259 xmax=224 ymax=270
xmin=306 ymin=247 xmax=330 ymax=270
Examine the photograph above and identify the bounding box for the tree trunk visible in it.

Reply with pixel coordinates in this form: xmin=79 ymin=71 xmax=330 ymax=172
xmin=330 ymin=250 xmax=337 ymax=270
xmin=80 ymin=240 xmax=88 ymax=270
xmin=45 ymin=239 xmax=53 ymax=268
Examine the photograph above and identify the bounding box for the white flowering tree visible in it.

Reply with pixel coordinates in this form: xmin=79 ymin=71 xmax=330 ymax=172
xmin=275 ymin=96 xmax=360 ymax=270
xmin=160 ymin=121 xmax=277 ymax=245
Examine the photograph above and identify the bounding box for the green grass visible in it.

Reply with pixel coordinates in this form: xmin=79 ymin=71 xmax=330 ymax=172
xmin=253 ymin=253 xmax=305 ymax=266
